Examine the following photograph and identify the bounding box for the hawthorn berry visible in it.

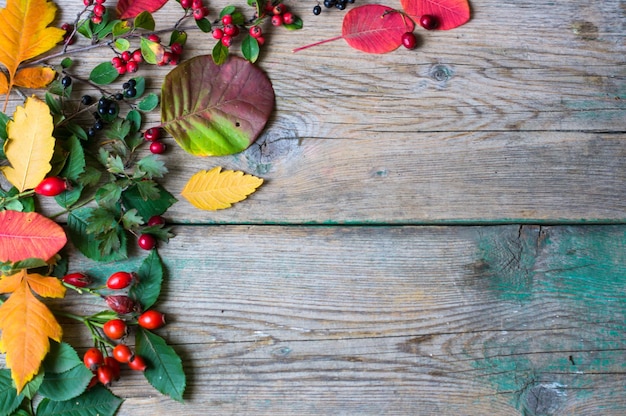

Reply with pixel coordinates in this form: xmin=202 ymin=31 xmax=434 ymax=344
xmin=106 ymin=271 xmax=134 ymax=290
xmin=147 ymin=34 xmax=160 ymax=43
xmin=138 ymin=233 xmax=157 ymax=250
xmin=128 ymin=355 xmax=148 ymax=372
xmin=419 ymin=14 xmax=439 ymax=30
xmin=62 ymin=272 xmax=92 ymax=287
xmin=104 ymin=357 xmax=121 ymax=381
xmin=193 ymin=7 xmax=207 ymax=20
xmin=249 ymin=26 xmax=262 ymax=38
xmin=256 ymin=36 xmax=266 ymax=46
xmin=223 ymin=24 xmax=239 ymax=37
xmin=283 ymin=12 xmax=295 ymax=25
xmin=271 ymin=14 xmax=283 ymax=26
xmin=180 ymin=0 xmax=191 ymax=8
xmin=149 ymin=141 xmax=167 ymax=154
xmin=212 ymin=28 xmax=224 ymax=40
xmin=221 ymin=14 xmax=233 ymax=25
xmin=138 ymin=310 xmax=166 ymax=330
xmin=97 ymin=364 xmax=116 ymax=386
xmin=170 ymin=42 xmax=183 ymax=55
xmin=104 ymin=295 xmax=140 ymax=314
xmin=126 ymin=60 xmax=139 ymax=73
xmin=83 ymin=0 xmax=93 ymax=5
xmin=112 ymin=344 xmax=133 ymax=363
xmin=34 ymin=177 xmax=68 ymax=196
xmin=91 ymin=15 xmax=103 ymax=24
xmin=103 ymin=319 xmax=127 ymax=340
xmin=144 ymin=127 xmax=161 ymax=141
xmin=273 ymin=4 xmax=285 ymax=15
xmin=83 ymin=347 xmax=104 ymax=371
xmin=147 ymin=215 xmax=166 ymax=226
xmin=401 ymin=32 xmax=418 ymax=49
xmin=221 ymin=35 xmax=233 ymax=47
xmin=132 ymin=49 xmax=143 ymax=62
xmin=93 ymin=4 xmax=105 ymax=17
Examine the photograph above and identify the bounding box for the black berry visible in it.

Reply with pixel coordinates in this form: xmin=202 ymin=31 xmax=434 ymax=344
xmin=81 ymin=95 xmax=93 ymax=105
xmin=61 ymin=76 xmax=72 ymax=88
xmin=313 ymin=4 xmax=321 ymax=15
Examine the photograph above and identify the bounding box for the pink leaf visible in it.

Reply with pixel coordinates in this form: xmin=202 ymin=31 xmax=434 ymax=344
xmin=400 ymin=0 xmax=470 ymax=30
xmin=0 ymin=211 xmax=67 ymax=262
xmin=116 ymin=0 xmax=168 ymax=19
xmin=342 ymin=5 xmax=415 ymax=53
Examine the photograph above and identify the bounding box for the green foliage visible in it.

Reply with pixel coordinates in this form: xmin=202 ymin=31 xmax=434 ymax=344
xmin=134 ymin=11 xmax=156 ymax=31
xmin=130 ymin=249 xmax=164 ymax=309
xmin=37 ymin=385 xmax=123 ymax=416
xmin=89 ymin=62 xmax=120 ymax=85
xmin=242 ymin=35 xmax=260 ymax=63
xmin=0 ymin=369 xmax=23 ymax=416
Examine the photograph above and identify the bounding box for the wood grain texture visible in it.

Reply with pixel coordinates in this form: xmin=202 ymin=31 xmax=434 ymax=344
xmin=52 ymin=225 xmax=626 ymax=415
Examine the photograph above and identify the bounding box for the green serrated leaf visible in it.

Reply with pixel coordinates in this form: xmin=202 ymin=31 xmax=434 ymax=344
xmin=96 ymin=228 xmax=127 ymax=258
xmin=106 ymin=118 xmax=132 ymax=141
xmin=77 ymin=165 xmax=102 ymax=187
xmin=64 ymin=122 xmax=89 ymax=141
xmin=136 ymin=154 xmax=168 ymax=179
xmin=0 ymin=369 xmax=23 ymax=416
xmin=122 ymin=208 xmax=145 ymax=229
xmin=121 ymin=183 xmax=176 ymax=220
xmin=212 ymin=41 xmax=229 ymax=65
xmin=138 ymin=93 xmax=159 ymax=111
xmin=67 ymin=207 xmax=128 ymax=262
xmin=134 ymin=11 xmax=156 ymax=30
xmin=136 ymin=328 xmax=186 ymax=402
xmin=107 ymin=154 xmax=126 ymax=175
xmin=90 ymin=62 xmax=120 ymax=85
xmin=195 ymin=17 xmax=212 ymax=33
xmin=45 ymin=92 xmax=62 ymax=115
xmin=21 ymin=370 xmax=44 ymax=400
xmin=241 ymin=35 xmax=260 ymax=63
xmin=126 ymin=110 xmax=142 ymax=132
xmin=36 ymin=384 xmax=123 ymax=416
xmin=130 ymin=249 xmax=163 ymax=309
xmin=38 ymin=364 xmax=93 ymax=402
xmin=51 ymin=256 xmax=68 ymax=279
xmin=115 ymin=38 xmax=131 ymax=51
xmin=54 ymin=184 xmax=83 ymax=208
xmin=141 ymin=224 xmax=174 ymax=242
xmin=86 ymin=207 xmax=119 ymax=234
xmin=96 ymin=183 xmax=123 ymax=210
xmin=60 ymin=135 xmax=86 ymax=181
xmin=44 ymin=342 xmax=83 ymax=374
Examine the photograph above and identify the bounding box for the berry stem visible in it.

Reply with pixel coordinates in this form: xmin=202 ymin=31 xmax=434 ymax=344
xmin=292 ymin=35 xmax=344 ymax=53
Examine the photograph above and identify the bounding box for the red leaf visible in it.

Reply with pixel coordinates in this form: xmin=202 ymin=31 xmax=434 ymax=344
xmin=293 ymin=5 xmax=414 ymax=54
xmin=0 ymin=211 xmax=67 ymax=262
xmin=116 ymin=0 xmax=168 ymax=19
xmin=400 ymin=0 xmax=470 ymax=30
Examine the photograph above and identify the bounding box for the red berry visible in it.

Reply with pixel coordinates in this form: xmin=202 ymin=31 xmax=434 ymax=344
xmin=159 ymin=51 xmax=173 ymax=66
xmin=221 ymin=35 xmax=233 ymax=47
xmin=93 ymin=4 xmax=105 ymax=16
xmin=106 ymin=271 xmax=134 ymax=290
xmin=147 ymin=215 xmax=165 ymax=226
xmin=112 ymin=344 xmax=133 ymax=363
xmin=61 ymin=23 xmax=72 ymax=31
xmin=126 ymin=60 xmax=139 ymax=73
xmin=62 ymin=272 xmax=92 ymax=288
xmin=191 ymin=0 xmax=202 ymax=9
xmin=193 ymin=7 xmax=207 ymax=20
xmin=104 ymin=357 xmax=121 ymax=381
xmin=401 ymin=32 xmax=417 ymax=49
xmin=212 ymin=28 xmax=224 ymax=40
xmin=121 ymin=51 xmax=131 ymax=62
xmin=83 ymin=347 xmax=104 ymax=371
xmin=34 ymin=177 xmax=68 ymax=196
xmin=91 ymin=15 xmax=102 ymax=24
xmin=128 ymin=355 xmax=148 ymax=372
xmin=149 ymin=141 xmax=166 ymax=154
xmin=249 ymin=26 xmax=262 ymax=38
xmin=419 ymin=14 xmax=439 ymax=30
xmin=180 ymin=0 xmax=191 ymax=8
xmin=95 ymin=0 xmax=106 ymax=4
xmin=282 ymin=12 xmax=295 ymax=25
xmin=221 ymin=14 xmax=233 ymax=25
xmin=138 ymin=233 xmax=156 ymax=250
xmin=147 ymin=34 xmax=160 ymax=43
xmin=138 ymin=310 xmax=166 ymax=330
xmin=143 ymin=127 xmax=161 ymax=141
xmin=103 ymin=319 xmax=127 ymax=340
xmin=271 ymin=14 xmax=283 ymax=26
xmin=170 ymin=42 xmax=183 ymax=55
xmin=273 ymin=4 xmax=285 ymax=15
xmin=223 ymin=24 xmax=239 ymax=37
xmin=104 ymin=295 xmax=140 ymax=314
xmin=87 ymin=374 xmax=98 ymax=389
xmin=115 ymin=63 xmax=127 ymax=75
xmin=97 ymin=364 xmax=115 ymax=386
xmin=132 ymin=49 xmax=143 ymax=62
xmin=256 ymin=36 xmax=265 ymax=46
xmin=83 ymin=0 xmax=93 ymax=6
xmin=111 ymin=56 xmax=123 ymax=68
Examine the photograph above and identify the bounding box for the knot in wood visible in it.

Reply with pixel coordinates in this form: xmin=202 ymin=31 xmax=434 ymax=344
xmin=429 ymin=64 xmax=454 ymax=83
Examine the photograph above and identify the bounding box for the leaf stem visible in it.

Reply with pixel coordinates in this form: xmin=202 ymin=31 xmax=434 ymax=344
xmin=292 ymin=35 xmax=344 ymax=53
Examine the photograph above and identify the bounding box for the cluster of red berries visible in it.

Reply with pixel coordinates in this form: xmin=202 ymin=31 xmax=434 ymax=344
xmin=111 ymin=50 xmax=142 ymax=75
xmin=144 ymin=126 xmax=166 ymax=156
xmin=212 ymin=14 xmax=247 ymax=48
xmin=179 ymin=0 xmax=209 ymax=20
xmin=84 ymin=0 xmax=107 ymax=24
xmin=400 ymin=15 xmax=439 ymax=50
xmin=266 ymin=3 xmax=297 ymax=27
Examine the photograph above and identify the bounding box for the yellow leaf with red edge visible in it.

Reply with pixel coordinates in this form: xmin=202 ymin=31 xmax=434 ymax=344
xmin=1 ymin=96 xmax=55 ymax=192
xmin=0 ymin=270 xmax=64 ymax=393
xmin=181 ymin=167 xmax=263 ymax=210
xmin=13 ymin=67 xmax=56 ymax=89
xmin=0 ymin=0 xmax=64 ymax=106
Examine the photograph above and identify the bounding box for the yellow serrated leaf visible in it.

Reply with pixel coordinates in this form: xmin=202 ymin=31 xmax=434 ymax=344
xmin=181 ymin=166 xmax=263 ymax=211
xmin=25 ymin=272 xmax=65 ymax=298
xmin=13 ymin=67 xmax=56 ymax=89
xmin=0 ymin=0 xmax=64 ymax=108
xmin=0 ymin=276 xmax=62 ymax=392
xmin=1 ymin=96 xmax=55 ymax=192
xmin=0 ymin=271 xmax=24 ymax=294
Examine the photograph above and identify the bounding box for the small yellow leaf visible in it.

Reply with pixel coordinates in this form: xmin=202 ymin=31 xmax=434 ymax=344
xmin=13 ymin=67 xmax=56 ymax=89
xmin=0 ymin=271 xmax=63 ymax=392
xmin=1 ymin=96 xmax=55 ymax=192
xmin=181 ymin=167 xmax=263 ymax=210
xmin=25 ymin=272 xmax=65 ymax=298
xmin=0 ymin=271 xmax=24 ymax=294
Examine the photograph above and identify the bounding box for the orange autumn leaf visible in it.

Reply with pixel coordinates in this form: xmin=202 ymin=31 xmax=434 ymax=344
xmin=13 ymin=67 xmax=56 ymax=89
xmin=0 ymin=270 xmax=64 ymax=393
xmin=0 ymin=0 xmax=64 ymax=108
xmin=1 ymin=96 xmax=56 ymax=192
xmin=181 ymin=167 xmax=263 ymax=210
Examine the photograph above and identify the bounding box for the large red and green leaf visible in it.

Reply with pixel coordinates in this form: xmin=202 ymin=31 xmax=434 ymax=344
xmin=161 ymin=55 xmax=275 ymax=156
xmin=0 ymin=210 xmax=67 ymax=263
xmin=400 ymin=0 xmax=470 ymax=30
xmin=116 ymin=0 xmax=168 ymax=19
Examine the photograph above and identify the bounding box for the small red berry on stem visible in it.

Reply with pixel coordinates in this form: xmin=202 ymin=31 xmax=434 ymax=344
xmin=103 ymin=319 xmax=128 ymax=340
xmin=112 ymin=344 xmax=134 ymax=363
xmin=138 ymin=310 xmax=166 ymax=330
xmin=170 ymin=42 xmax=183 ymax=55
xmin=419 ymin=14 xmax=439 ymax=30
xmin=138 ymin=233 xmax=157 ymax=250
xmin=62 ymin=272 xmax=92 ymax=287
xmin=249 ymin=26 xmax=262 ymax=38
xmin=221 ymin=14 xmax=233 ymax=25
xmin=128 ymin=355 xmax=148 ymax=371
xmin=147 ymin=33 xmax=160 ymax=43
xmin=83 ymin=347 xmax=104 ymax=371
xmin=35 ymin=177 xmax=68 ymax=196
xmin=106 ymin=271 xmax=135 ymax=290
xmin=149 ymin=141 xmax=167 ymax=154
xmin=148 ymin=215 xmax=166 ymax=226
xmin=104 ymin=357 xmax=121 ymax=381
xmin=144 ymin=127 xmax=161 ymax=141
xmin=97 ymin=364 xmax=116 ymax=386
xmin=212 ymin=28 xmax=224 ymax=40
xmin=401 ymin=32 xmax=417 ymax=49
xmin=271 ymin=14 xmax=283 ymax=26
xmin=282 ymin=12 xmax=295 ymax=25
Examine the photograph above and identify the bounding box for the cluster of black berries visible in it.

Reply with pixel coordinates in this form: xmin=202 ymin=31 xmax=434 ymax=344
xmin=122 ymin=79 xmax=137 ymax=99
xmin=313 ymin=0 xmax=355 ymax=14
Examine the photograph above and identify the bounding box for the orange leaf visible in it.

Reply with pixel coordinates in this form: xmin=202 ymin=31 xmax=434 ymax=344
xmin=0 ymin=271 xmax=23 ymax=294
xmin=0 ymin=73 xmax=7 ymax=94
xmin=1 ymin=96 xmax=56 ymax=192
xmin=0 ymin=0 xmax=64 ymax=107
xmin=13 ymin=67 xmax=56 ymax=89
xmin=0 ymin=210 xmax=67 ymax=263
xmin=0 ymin=270 xmax=63 ymax=392
xmin=24 ymin=271 xmax=65 ymax=298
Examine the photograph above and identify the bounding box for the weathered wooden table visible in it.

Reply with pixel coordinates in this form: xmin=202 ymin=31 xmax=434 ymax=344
xmin=12 ymin=0 xmax=626 ymax=414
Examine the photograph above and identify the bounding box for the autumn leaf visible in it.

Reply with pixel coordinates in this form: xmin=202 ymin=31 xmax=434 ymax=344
xmin=0 ymin=270 xmax=64 ymax=393
xmin=13 ymin=67 xmax=56 ymax=89
xmin=116 ymin=0 xmax=168 ymax=19
xmin=181 ymin=167 xmax=263 ymax=210
xmin=0 ymin=210 xmax=67 ymax=263
xmin=1 ymin=96 xmax=56 ymax=192
xmin=0 ymin=0 xmax=65 ymax=108
xmin=400 ymin=0 xmax=471 ymax=30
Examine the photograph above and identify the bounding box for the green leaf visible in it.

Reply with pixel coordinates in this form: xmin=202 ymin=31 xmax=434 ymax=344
xmin=107 ymin=154 xmax=126 ymax=175
xmin=136 ymin=154 xmax=167 ymax=179
xmin=126 ymin=110 xmax=142 ymax=132
xmin=134 ymin=11 xmax=156 ymax=30
xmin=38 ymin=364 xmax=93 ymax=402
xmin=59 ymin=135 xmax=86 ymax=181
xmin=195 ymin=18 xmax=212 ymax=33
xmin=54 ymin=183 xmax=83 ymax=208
xmin=241 ymin=35 xmax=260 ymax=63
xmin=86 ymin=207 xmax=119 ymax=233
xmin=114 ymin=38 xmax=131 ymax=51
xmin=106 ymin=118 xmax=132 ymax=142
xmin=130 ymin=249 xmax=163 ymax=309
xmin=60 ymin=58 xmax=74 ymax=69
xmin=89 ymin=62 xmax=120 ymax=85
xmin=0 ymin=369 xmax=23 ymax=416
xmin=77 ymin=165 xmax=102 ymax=187
xmin=135 ymin=328 xmax=186 ymax=402
xmin=136 ymin=179 xmax=161 ymax=200
xmin=44 ymin=342 xmax=83 ymax=374
xmin=140 ymin=37 xmax=164 ymax=65
xmin=231 ymin=11 xmax=245 ymax=25
xmin=138 ymin=93 xmax=159 ymax=111
xmin=37 ymin=385 xmax=123 ymax=416
xmin=77 ymin=18 xmax=93 ymax=38
xmin=284 ymin=16 xmax=304 ymax=30
xmin=67 ymin=207 xmax=128 ymax=262
xmin=121 ymin=183 xmax=176 ymax=221
xmin=212 ymin=41 xmax=228 ymax=65
xmin=112 ymin=20 xmax=132 ymax=37
xmin=95 ymin=228 xmax=127 ymax=259
xmin=169 ymin=30 xmax=187 ymax=46
xmin=121 ymin=208 xmax=144 ymax=229
xmin=45 ymin=92 xmax=62 ymax=115
xmin=21 ymin=370 xmax=44 ymax=400
xmin=131 ymin=76 xmax=146 ymax=98
xmin=95 ymin=183 xmax=123 ymax=209
xmin=220 ymin=5 xmax=236 ymax=17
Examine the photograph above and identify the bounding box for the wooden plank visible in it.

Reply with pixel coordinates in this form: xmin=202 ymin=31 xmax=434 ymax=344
xmin=52 ymin=225 xmax=626 ymax=415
